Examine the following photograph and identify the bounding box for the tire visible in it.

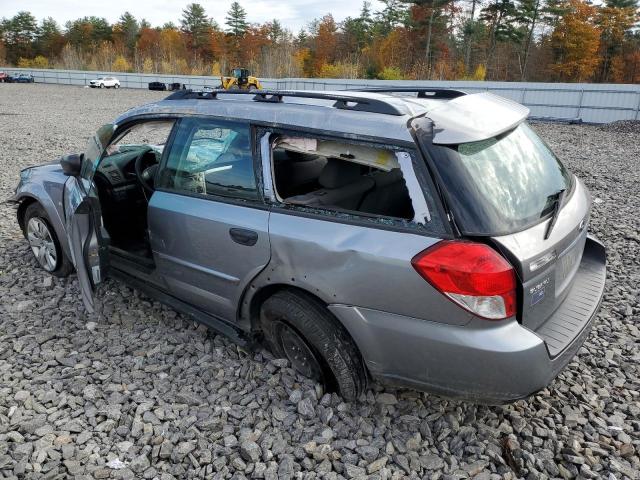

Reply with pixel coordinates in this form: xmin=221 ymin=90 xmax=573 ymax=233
xmin=261 ymin=290 xmax=367 ymax=401
xmin=114 ymin=84 xmax=120 ymax=89
xmin=99 ymin=83 xmax=104 ymax=89
xmin=23 ymin=202 xmax=73 ymax=277
xmin=248 ymin=85 xmax=257 ymax=91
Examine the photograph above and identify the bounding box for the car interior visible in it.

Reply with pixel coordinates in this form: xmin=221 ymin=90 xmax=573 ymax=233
xmin=93 ymin=122 xmax=173 ymax=262
xmin=272 ymin=136 xmax=415 ymax=220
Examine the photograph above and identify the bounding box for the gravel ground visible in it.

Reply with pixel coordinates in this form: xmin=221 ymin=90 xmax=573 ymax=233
xmin=0 ymin=83 xmax=638 ymax=480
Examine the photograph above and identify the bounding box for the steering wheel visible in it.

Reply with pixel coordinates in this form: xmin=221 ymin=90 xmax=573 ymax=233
xmin=134 ymin=147 xmax=159 ymax=195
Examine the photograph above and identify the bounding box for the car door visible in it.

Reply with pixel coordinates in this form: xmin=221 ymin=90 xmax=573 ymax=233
xmin=148 ymin=117 xmax=270 ymax=322
xmin=63 ymin=124 xmax=115 ymax=312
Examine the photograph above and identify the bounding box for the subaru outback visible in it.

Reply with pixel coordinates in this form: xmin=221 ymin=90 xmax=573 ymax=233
xmin=10 ymin=88 xmax=607 ymax=402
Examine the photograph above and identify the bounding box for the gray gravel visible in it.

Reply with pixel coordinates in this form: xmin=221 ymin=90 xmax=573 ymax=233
xmin=1 ymin=84 xmax=639 ymax=479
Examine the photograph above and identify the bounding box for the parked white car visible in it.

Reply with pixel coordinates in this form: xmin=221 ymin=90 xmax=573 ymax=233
xmin=89 ymin=77 xmax=120 ymax=89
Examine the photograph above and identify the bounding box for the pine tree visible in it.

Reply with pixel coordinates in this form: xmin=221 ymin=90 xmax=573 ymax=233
xmin=518 ymin=0 xmax=546 ymax=80
xmin=180 ymin=3 xmax=212 ymax=53
xmin=37 ymin=17 xmax=64 ymax=59
xmin=225 ymin=2 xmax=249 ymax=37
xmin=115 ymin=12 xmax=139 ymax=54
xmin=404 ymin=0 xmax=455 ymax=71
xmin=267 ymin=19 xmax=284 ymax=41
xmin=479 ymin=0 xmax=522 ymax=72
xmin=2 ymin=11 xmax=40 ymax=62
xmin=376 ymin=0 xmax=409 ymax=34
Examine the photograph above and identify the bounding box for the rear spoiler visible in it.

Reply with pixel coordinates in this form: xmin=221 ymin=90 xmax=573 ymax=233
xmin=426 ymin=92 xmax=530 ymax=145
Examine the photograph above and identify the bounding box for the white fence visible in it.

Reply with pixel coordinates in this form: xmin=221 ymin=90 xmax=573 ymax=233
xmin=2 ymin=67 xmax=640 ymax=124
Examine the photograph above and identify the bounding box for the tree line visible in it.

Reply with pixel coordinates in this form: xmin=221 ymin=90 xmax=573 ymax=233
xmin=1 ymin=0 xmax=639 ymax=83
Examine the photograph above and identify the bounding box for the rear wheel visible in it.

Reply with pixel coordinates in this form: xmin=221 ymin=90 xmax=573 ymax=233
xmin=23 ymin=203 xmax=73 ymax=277
xmin=114 ymin=84 xmax=120 ymax=89
xmin=261 ymin=290 xmax=367 ymax=401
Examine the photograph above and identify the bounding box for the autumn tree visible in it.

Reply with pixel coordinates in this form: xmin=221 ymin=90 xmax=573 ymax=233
xmin=597 ymin=0 xmax=639 ymax=82
xmin=551 ymin=0 xmax=601 ymax=81
xmin=308 ymin=14 xmax=338 ymax=76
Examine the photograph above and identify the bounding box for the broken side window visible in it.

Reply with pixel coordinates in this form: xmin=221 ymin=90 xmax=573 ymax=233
xmin=267 ymin=134 xmax=433 ymax=225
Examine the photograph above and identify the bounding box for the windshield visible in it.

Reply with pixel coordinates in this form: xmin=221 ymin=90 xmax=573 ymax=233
xmin=422 ymin=123 xmax=573 ymax=235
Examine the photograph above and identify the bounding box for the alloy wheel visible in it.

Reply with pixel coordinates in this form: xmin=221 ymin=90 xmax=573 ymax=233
xmin=27 ymin=217 xmax=57 ymax=272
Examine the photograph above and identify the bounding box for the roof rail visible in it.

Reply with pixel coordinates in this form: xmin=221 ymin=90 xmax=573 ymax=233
xmin=353 ymin=87 xmax=467 ymax=99
xmin=164 ymin=88 xmax=404 ymax=116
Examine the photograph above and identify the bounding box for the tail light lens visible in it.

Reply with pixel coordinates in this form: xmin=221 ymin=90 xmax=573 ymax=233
xmin=412 ymin=241 xmax=516 ymax=320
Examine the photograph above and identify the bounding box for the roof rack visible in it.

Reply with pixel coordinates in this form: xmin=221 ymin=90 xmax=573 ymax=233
xmin=352 ymin=87 xmax=467 ymax=99
xmin=164 ymin=88 xmax=404 ymax=116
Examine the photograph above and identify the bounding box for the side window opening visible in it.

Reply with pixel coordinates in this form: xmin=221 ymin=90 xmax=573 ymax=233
xmin=270 ymin=135 xmax=425 ymax=223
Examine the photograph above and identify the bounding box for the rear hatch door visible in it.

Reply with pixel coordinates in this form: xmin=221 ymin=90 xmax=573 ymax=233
xmin=492 ymin=180 xmax=590 ymax=331
xmin=413 ymin=116 xmax=592 ymax=332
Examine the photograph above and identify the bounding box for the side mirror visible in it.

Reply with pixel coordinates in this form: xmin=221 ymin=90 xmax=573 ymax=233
xmin=60 ymin=153 xmax=84 ymax=176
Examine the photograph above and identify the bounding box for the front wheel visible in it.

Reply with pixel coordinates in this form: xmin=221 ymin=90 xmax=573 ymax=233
xmin=99 ymin=83 xmax=105 ymax=89
xmin=261 ymin=290 xmax=367 ymax=401
xmin=23 ymin=202 xmax=73 ymax=277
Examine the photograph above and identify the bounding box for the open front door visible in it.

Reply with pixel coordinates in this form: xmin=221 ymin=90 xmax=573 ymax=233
xmin=63 ymin=124 xmax=115 ymax=312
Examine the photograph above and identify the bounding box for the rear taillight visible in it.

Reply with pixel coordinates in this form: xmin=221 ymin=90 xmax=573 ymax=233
xmin=412 ymin=241 xmax=516 ymax=320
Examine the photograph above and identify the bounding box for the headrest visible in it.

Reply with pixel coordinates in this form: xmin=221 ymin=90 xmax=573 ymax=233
xmin=319 ymin=158 xmax=362 ymax=189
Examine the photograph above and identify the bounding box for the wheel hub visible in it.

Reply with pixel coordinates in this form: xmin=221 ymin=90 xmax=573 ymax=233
xmin=27 ymin=217 xmax=57 ymax=272
xmin=279 ymin=323 xmax=323 ymax=380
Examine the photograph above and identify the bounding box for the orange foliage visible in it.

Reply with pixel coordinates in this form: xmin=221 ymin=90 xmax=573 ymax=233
xmin=137 ymin=27 xmax=161 ymax=59
xmin=622 ymin=51 xmax=640 ymax=83
xmin=373 ymin=28 xmax=412 ymax=71
xmin=311 ymin=15 xmax=338 ymax=76
xmin=551 ymin=0 xmax=601 ymax=82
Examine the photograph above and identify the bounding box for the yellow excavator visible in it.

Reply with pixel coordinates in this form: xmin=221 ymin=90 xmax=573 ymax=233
xmin=219 ymin=68 xmax=262 ymax=90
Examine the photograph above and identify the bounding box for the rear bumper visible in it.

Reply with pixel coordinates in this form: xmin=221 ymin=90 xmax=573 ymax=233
xmin=330 ymin=235 xmax=606 ymax=403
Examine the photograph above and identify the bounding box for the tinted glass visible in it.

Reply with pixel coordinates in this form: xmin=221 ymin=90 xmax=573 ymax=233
xmin=421 ymin=123 xmax=573 ymax=235
xmin=159 ymin=118 xmax=257 ymax=200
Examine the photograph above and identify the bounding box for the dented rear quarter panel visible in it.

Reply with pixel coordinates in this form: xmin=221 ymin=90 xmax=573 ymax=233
xmin=246 ymin=210 xmax=474 ymax=327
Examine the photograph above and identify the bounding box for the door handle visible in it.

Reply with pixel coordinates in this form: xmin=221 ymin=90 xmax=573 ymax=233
xmin=229 ymin=228 xmax=258 ymax=246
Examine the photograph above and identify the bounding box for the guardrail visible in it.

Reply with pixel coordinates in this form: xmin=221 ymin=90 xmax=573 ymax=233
xmin=2 ymin=67 xmax=640 ymax=124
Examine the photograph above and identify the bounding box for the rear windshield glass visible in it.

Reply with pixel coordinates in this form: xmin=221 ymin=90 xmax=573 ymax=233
xmin=423 ymin=123 xmax=573 ymax=235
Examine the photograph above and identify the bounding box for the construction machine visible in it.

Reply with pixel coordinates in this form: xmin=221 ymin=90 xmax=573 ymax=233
xmin=219 ymin=68 xmax=262 ymax=90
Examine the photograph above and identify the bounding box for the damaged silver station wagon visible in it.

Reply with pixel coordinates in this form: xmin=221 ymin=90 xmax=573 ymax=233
xmin=11 ymin=88 xmax=607 ymax=402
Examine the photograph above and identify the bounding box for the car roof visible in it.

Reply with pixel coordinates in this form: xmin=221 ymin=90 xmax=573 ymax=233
xmin=115 ymin=89 xmax=529 ymax=145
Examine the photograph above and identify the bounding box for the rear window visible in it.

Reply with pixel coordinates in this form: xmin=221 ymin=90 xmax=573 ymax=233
xmin=423 ymin=123 xmax=573 ymax=235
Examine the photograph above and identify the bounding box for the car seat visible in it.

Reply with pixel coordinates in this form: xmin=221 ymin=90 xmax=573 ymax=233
xmin=285 ymin=158 xmax=375 ymax=211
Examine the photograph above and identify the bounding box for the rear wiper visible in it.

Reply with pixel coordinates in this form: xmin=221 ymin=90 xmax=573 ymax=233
xmin=544 ymin=188 xmax=566 ymax=240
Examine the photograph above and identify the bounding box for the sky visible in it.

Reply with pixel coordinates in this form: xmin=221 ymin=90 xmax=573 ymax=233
xmin=0 ymin=0 xmax=385 ymax=32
